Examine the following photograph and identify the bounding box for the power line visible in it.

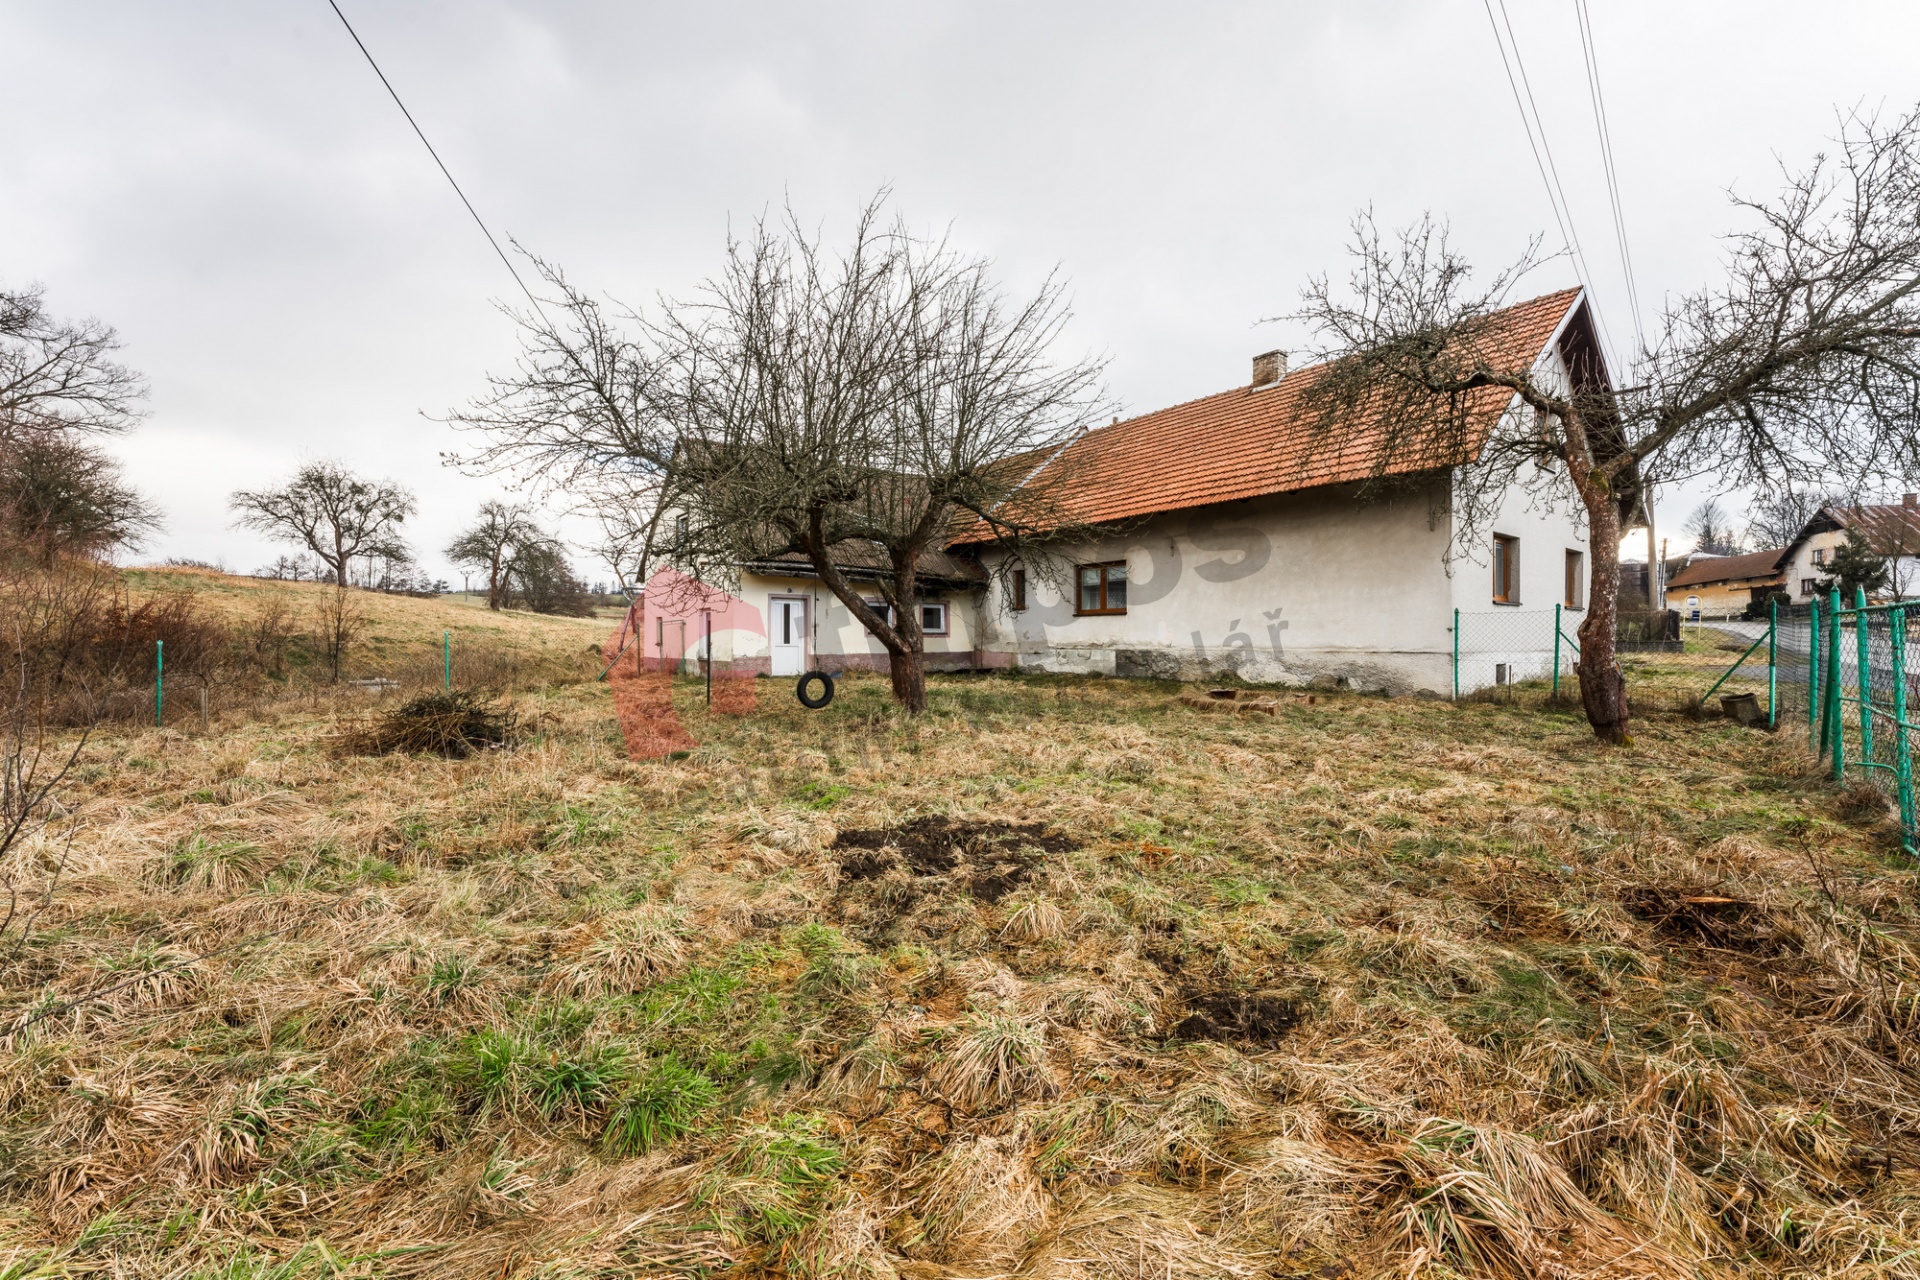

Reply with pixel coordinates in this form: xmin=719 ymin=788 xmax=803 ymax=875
xmin=1480 ymin=0 xmax=1620 ymax=371
xmin=323 ymin=0 xmax=547 ymax=320
xmin=1574 ymin=0 xmax=1644 ymax=353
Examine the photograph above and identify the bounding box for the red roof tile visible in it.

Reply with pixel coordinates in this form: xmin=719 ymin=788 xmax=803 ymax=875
xmin=957 ymin=288 xmax=1583 ymax=540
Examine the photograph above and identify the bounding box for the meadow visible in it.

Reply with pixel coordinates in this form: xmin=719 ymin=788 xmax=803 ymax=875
xmin=0 ymin=575 xmax=1914 ymax=1279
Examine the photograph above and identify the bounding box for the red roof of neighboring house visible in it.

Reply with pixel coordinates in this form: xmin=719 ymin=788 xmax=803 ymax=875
xmin=1666 ymin=548 xmax=1788 ymax=589
xmin=1833 ymin=503 xmax=1920 ymax=556
xmin=954 ymin=288 xmax=1584 ymax=541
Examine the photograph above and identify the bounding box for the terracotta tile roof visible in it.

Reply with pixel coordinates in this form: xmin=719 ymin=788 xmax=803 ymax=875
xmin=955 ymin=288 xmax=1583 ymax=540
xmin=1666 ymin=548 xmax=1788 ymax=588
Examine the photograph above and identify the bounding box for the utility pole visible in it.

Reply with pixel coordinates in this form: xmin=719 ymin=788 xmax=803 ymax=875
xmin=1644 ymin=477 xmax=1660 ymax=611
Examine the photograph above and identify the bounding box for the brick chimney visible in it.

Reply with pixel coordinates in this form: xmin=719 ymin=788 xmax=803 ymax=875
xmin=1905 ymin=492 xmax=1916 ymax=509
xmin=1251 ymin=350 xmax=1287 ymax=389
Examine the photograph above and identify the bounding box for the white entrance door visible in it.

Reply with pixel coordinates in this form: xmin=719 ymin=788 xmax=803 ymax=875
xmin=769 ymin=597 xmax=807 ymax=676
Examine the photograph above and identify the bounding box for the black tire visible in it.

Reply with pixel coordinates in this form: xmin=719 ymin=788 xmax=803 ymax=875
xmin=796 ymin=670 xmax=836 ymax=709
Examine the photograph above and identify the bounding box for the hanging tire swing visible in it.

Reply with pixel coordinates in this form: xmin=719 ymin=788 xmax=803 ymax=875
xmin=795 ymin=670 xmax=836 ymax=709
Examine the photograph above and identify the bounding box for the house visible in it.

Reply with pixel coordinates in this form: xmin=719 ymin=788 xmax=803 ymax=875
xmin=1779 ymin=496 xmax=1920 ymax=605
xmin=642 ymin=287 xmax=1603 ymax=696
xmin=634 ymin=551 xmax=990 ymax=679
xmin=1663 ymin=548 xmax=1788 ymax=620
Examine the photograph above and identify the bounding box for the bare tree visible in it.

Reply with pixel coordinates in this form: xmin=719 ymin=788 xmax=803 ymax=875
xmin=505 ymin=537 xmax=595 ymax=616
xmin=0 ymin=285 xmax=147 ymax=442
xmin=445 ymin=500 xmax=545 ymax=609
xmin=229 ymin=461 xmax=415 ymax=587
xmin=449 ymin=199 xmax=1105 ymax=711
xmin=1747 ymin=487 xmax=1851 ymax=548
xmin=1291 ymin=106 xmax=1920 ymax=742
xmin=315 ymin=584 xmax=365 ymax=683
xmin=1683 ymin=500 xmax=1745 ymax=556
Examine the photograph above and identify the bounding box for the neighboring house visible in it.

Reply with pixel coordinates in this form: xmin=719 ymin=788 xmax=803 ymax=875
xmin=1664 ymin=548 xmax=1788 ymax=620
xmin=641 ymin=287 xmax=1602 ymax=695
xmin=1779 ymin=495 xmax=1920 ymax=605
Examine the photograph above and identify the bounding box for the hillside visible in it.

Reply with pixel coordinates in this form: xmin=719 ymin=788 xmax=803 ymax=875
xmin=0 ymin=586 xmax=1914 ymax=1279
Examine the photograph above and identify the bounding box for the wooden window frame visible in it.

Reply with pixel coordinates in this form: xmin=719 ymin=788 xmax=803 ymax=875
xmin=1491 ymin=535 xmax=1520 ymax=605
xmin=1075 ymin=561 xmax=1128 ymax=616
xmin=1564 ymin=549 xmax=1585 ymax=610
xmin=919 ymin=602 xmax=949 ymax=636
xmin=1801 ymin=577 xmax=1820 ymax=598
xmin=1010 ymin=567 xmax=1028 ymax=612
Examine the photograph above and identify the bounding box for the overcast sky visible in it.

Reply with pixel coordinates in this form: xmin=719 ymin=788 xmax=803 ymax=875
xmin=4 ymin=1 xmax=1918 ymax=582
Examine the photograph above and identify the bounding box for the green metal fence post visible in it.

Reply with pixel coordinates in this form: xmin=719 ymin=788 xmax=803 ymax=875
xmin=444 ymin=630 xmax=451 ymax=690
xmin=1856 ymin=586 xmax=1875 ymax=774
xmin=1452 ymin=608 xmax=1460 ymax=702
xmin=1829 ymin=588 xmax=1845 ymax=782
xmin=154 ymin=638 xmax=164 ymax=727
xmin=1552 ymin=603 xmax=1561 ymax=701
xmin=1810 ymin=597 xmax=1822 ymax=738
xmin=1891 ymin=605 xmax=1914 ymax=855
xmin=1767 ymin=597 xmax=1778 ymax=728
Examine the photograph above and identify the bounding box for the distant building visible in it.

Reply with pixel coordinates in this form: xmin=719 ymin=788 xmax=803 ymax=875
xmin=1665 ymin=548 xmax=1789 ymax=619
xmin=1779 ymin=496 xmax=1920 ymax=604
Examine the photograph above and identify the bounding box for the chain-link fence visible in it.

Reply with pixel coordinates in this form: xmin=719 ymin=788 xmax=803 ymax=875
xmin=1452 ymin=607 xmax=1583 ymax=701
xmin=1714 ymin=597 xmax=1917 ymax=856
xmin=142 ymin=625 xmax=603 ymax=730
xmin=1790 ymin=592 xmax=1918 ymax=856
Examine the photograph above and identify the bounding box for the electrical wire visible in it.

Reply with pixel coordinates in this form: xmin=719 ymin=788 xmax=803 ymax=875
xmin=1574 ymin=0 xmax=1644 ymax=353
xmin=1480 ymin=0 xmax=1620 ymax=371
xmin=324 ymin=0 xmax=548 ymax=321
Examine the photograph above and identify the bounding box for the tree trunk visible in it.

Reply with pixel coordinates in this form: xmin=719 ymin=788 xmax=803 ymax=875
xmin=1577 ymin=492 xmax=1631 ymax=743
xmin=888 ymin=648 xmax=927 ymax=713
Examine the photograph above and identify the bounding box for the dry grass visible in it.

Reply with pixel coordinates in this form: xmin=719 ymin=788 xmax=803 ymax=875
xmin=0 ymin=599 xmax=1916 ymax=1278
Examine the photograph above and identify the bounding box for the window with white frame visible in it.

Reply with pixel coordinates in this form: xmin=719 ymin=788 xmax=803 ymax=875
xmin=920 ymin=602 xmax=948 ymax=636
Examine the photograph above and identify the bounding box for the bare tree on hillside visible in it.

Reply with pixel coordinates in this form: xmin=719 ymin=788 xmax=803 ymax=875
xmin=0 ymin=285 xmax=147 ymax=442
xmin=229 ymin=461 xmax=415 ymax=588
xmin=1683 ymin=500 xmax=1745 ymax=556
xmin=445 ymin=500 xmax=544 ymax=610
xmin=449 ymin=199 xmax=1106 ymax=712
xmin=1291 ymin=106 xmax=1920 ymax=742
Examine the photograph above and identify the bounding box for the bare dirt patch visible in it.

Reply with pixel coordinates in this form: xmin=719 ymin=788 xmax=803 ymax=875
xmin=1170 ymin=990 xmax=1303 ymax=1048
xmin=833 ymin=816 xmax=1076 ymax=903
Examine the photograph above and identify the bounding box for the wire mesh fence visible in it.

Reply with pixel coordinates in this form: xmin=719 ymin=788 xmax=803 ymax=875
xmin=1452 ymin=607 xmax=1583 ymax=701
xmin=140 ymin=626 xmax=605 ymax=731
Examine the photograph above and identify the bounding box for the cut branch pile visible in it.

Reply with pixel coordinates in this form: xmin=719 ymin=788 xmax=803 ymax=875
xmin=333 ymin=689 xmax=518 ymax=759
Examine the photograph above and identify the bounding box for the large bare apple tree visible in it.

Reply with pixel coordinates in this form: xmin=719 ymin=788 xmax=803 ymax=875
xmin=451 ymin=200 xmax=1105 ymax=712
xmin=1292 ymin=107 xmax=1920 ymax=742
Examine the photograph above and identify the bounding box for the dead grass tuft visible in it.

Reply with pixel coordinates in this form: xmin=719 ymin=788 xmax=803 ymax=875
xmin=931 ymin=1012 xmax=1058 ymax=1113
xmin=910 ymin=1132 xmax=1049 ymax=1267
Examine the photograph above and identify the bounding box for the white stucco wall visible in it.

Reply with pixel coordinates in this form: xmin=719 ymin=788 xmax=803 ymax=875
xmin=731 ymin=573 xmax=981 ymax=671
xmin=1448 ymin=457 xmax=1592 ymax=689
xmin=1781 ymin=530 xmax=1848 ymax=605
xmin=976 ymin=481 xmax=1463 ymax=693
